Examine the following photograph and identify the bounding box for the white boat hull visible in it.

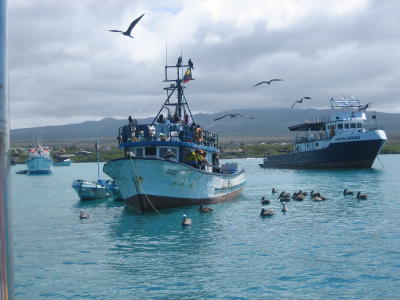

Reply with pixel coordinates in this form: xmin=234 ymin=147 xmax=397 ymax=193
xmin=104 ymin=158 xmax=246 ymax=211
xmin=26 ymin=157 xmax=53 ymax=174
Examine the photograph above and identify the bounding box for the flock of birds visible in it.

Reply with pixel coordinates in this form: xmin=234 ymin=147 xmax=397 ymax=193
xmin=213 ymin=80 xmax=312 ymax=121
xmin=259 ymin=188 xmax=368 ymax=217
xmin=78 ymin=188 xmax=369 ymax=223
xmin=178 ymin=188 xmax=369 ymax=225
xmin=107 ymin=13 xmax=312 ymax=122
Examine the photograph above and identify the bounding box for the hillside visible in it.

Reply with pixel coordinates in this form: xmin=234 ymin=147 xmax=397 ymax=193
xmin=11 ymin=108 xmax=400 ymax=146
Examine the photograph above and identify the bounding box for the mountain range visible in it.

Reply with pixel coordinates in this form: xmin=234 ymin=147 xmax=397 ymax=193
xmin=11 ymin=108 xmax=400 ymax=146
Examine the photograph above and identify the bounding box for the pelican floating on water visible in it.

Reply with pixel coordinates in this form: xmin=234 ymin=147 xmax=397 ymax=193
xmin=182 ymin=214 xmax=192 ymax=226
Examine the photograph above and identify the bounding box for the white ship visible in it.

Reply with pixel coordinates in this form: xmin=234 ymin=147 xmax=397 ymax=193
xmin=104 ymin=57 xmax=245 ymax=211
xmin=26 ymin=144 xmax=53 ymax=174
xmin=260 ymin=98 xmax=387 ymax=169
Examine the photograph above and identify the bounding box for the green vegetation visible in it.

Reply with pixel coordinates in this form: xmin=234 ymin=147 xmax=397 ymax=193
xmin=380 ymin=142 xmax=400 ymax=154
xmin=11 ymin=141 xmax=400 ymax=164
xmin=70 ymin=148 xmax=123 ymax=163
xmin=220 ymin=143 xmax=292 ymax=159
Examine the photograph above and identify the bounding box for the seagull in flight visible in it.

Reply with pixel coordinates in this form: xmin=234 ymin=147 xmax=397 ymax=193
xmin=214 ymin=114 xmax=255 ymax=121
xmin=109 ymin=13 xmax=145 ymax=38
xmin=252 ymin=79 xmax=283 ymax=87
xmin=291 ymin=96 xmax=311 ymax=109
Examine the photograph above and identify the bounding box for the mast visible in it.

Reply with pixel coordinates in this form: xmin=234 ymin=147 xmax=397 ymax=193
xmin=0 ymin=0 xmax=14 ymax=298
xmin=96 ymin=139 xmax=100 ymax=180
xmin=152 ymin=56 xmax=194 ymax=124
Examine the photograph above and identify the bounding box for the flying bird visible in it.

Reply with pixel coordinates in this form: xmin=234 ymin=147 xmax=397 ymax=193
xmin=213 ymin=114 xmax=255 ymax=121
xmin=252 ymin=79 xmax=283 ymax=87
xmin=188 ymin=58 xmax=194 ymax=69
xmin=108 ymin=13 xmax=145 ymax=38
xmin=291 ymin=96 xmax=311 ymax=109
xmin=359 ymin=103 xmax=372 ymax=111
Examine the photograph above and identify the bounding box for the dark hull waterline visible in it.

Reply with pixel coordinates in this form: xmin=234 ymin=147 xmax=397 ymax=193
xmin=126 ymin=188 xmax=243 ymax=212
xmin=260 ymin=139 xmax=385 ymax=169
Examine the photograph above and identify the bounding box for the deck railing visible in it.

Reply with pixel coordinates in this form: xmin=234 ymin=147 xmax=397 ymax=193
xmin=118 ymin=123 xmax=219 ymax=148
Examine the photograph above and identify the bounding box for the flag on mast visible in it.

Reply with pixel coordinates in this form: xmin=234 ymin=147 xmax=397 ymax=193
xmin=183 ymin=67 xmax=192 ymax=83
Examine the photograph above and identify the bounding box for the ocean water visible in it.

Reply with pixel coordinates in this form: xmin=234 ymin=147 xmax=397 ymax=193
xmin=12 ymin=156 xmax=400 ymax=299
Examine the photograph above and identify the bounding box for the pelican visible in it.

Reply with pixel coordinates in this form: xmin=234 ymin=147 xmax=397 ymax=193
xmin=182 ymin=214 xmax=192 ymax=225
xmin=279 ymin=191 xmax=291 ymax=201
xmin=292 ymin=193 xmax=305 ymax=201
xmin=291 ymin=97 xmax=311 ymax=109
xmin=260 ymin=208 xmax=274 ymax=217
xmin=199 ymin=205 xmax=213 ymax=212
xmin=260 ymin=197 xmax=270 ymax=205
xmin=79 ymin=209 xmax=89 ymax=219
xmin=343 ymin=189 xmax=354 ymax=195
xmin=213 ymin=113 xmax=255 ymax=121
xmin=108 ymin=13 xmax=145 ymax=38
xmin=252 ymin=79 xmax=283 ymax=87
xmin=356 ymin=192 xmax=368 ymax=199
xmin=311 ymin=192 xmax=327 ymax=201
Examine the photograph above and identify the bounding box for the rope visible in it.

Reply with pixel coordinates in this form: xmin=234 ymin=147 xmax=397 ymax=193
xmin=377 ymin=155 xmax=384 ymax=168
xmin=128 ymin=157 xmax=162 ymax=214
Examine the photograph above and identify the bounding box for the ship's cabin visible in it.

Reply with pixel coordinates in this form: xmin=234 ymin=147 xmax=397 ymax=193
xmin=290 ymin=99 xmax=377 ymax=153
xmin=116 ymin=119 xmax=228 ymax=173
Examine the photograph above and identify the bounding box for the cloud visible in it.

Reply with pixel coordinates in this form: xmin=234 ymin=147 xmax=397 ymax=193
xmin=8 ymin=0 xmax=400 ymax=128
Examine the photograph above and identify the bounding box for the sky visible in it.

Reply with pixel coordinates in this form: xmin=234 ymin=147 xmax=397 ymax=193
xmin=8 ymin=0 xmax=400 ymax=129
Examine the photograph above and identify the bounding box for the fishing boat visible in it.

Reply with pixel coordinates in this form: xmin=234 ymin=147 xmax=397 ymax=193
xmin=72 ymin=140 xmax=118 ymax=200
xmin=26 ymin=144 xmax=53 ymax=174
xmin=259 ymin=98 xmax=387 ymax=169
xmin=53 ymin=154 xmax=72 ymax=166
xmin=103 ymin=57 xmax=246 ymax=211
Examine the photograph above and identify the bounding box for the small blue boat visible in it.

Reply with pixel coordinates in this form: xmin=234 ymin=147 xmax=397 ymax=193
xmin=53 ymin=154 xmax=72 ymax=166
xmin=72 ymin=140 xmax=122 ymax=201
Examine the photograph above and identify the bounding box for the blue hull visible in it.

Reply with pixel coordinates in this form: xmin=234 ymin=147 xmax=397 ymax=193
xmin=27 ymin=157 xmax=53 ymax=174
xmin=260 ymin=139 xmax=386 ymax=169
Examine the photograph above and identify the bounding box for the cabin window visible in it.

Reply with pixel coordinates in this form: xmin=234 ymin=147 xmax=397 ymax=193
xmin=337 ymin=124 xmax=343 ymax=129
xmin=357 ymin=123 xmax=362 ymax=128
xmin=145 ymin=146 xmax=157 ymax=156
xmin=315 ymin=143 xmax=319 ymax=147
xmin=159 ymin=147 xmax=178 ymax=160
xmin=135 ymin=148 xmax=143 ymax=157
xmin=350 ymin=123 xmax=356 ymax=128
xmin=344 ymin=123 xmax=349 ymax=129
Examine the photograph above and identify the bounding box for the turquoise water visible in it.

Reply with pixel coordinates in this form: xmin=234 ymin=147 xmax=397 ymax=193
xmin=12 ymin=156 xmax=400 ymax=299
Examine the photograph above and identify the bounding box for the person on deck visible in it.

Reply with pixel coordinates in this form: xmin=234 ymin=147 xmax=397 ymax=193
xmin=194 ymin=125 xmax=203 ymax=143
xmin=185 ymin=150 xmax=198 ymax=168
xmin=197 ymin=150 xmax=209 ymax=170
